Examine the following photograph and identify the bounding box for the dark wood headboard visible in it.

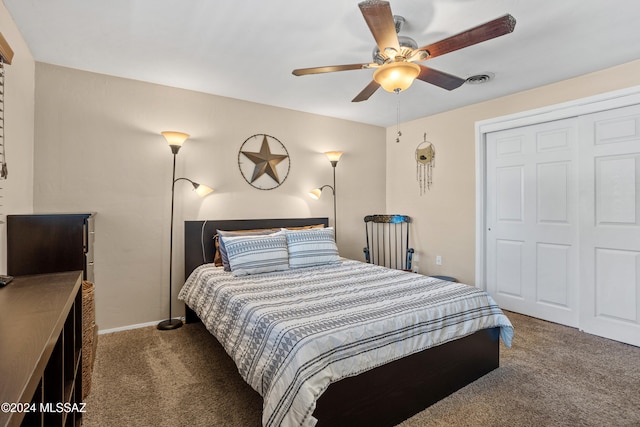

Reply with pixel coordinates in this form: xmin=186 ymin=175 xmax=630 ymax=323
xmin=184 ymin=217 xmax=329 ymax=280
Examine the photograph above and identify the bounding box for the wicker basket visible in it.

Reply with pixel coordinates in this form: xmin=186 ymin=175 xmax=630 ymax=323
xmin=82 ymin=280 xmax=96 ymax=399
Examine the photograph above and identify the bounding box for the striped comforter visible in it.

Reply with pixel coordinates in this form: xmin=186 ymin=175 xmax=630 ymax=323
xmin=179 ymin=259 xmax=513 ymax=427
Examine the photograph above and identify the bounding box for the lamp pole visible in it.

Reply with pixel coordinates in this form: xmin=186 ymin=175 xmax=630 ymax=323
xmin=157 ymin=132 xmax=213 ymax=331
xmin=331 ymin=165 xmax=337 ymax=241
xmin=326 ymin=152 xmax=341 ymax=241
xmin=308 ymin=152 xmax=342 ymax=242
xmin=158 ymin=147 xmax=183 ymax=330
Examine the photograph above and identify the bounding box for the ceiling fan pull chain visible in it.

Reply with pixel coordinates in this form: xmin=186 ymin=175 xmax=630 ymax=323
xmin=395 ymin=88 xmax=401 ymax=143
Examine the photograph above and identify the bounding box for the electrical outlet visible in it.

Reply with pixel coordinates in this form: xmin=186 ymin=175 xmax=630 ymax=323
xmin=436 ymin=255 xmax=442 ymax=266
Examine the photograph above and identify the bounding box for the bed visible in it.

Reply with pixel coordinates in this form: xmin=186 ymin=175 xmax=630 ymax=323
xmin=180 ymin=218 xmax=513 ymax=427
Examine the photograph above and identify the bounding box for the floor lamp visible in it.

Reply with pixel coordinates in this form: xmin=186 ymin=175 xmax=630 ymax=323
xmin=309 ymin=151 xmax=342 ymax=241
xmin=158 ymin=131 xmax=213 ymax=331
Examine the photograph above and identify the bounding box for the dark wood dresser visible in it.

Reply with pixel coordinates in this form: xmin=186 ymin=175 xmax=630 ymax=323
xmin=0 ymin=271 xmax=83 ymax=427
xmin=6 ymin=213 xmax=95 ymax=282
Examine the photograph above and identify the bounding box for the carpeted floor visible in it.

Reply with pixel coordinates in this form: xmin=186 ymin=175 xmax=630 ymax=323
xmin=83 ymin=312 xmax=640 ymax=427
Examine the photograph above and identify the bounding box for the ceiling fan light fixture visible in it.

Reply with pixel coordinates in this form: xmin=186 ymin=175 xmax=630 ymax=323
xmin=373 ymin=61 xmax=421 ymax=93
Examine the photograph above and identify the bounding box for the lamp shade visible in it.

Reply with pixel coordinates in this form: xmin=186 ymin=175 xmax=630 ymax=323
xmin=373 ymin=62 xmax=421 ymax=93
xmin=308 ymin=188 xmax=322 ymax=200
xmin=194 ymin=183 xmax=214 ymax=198
xmin=324 ymin=151 xmax=343 ymax=164
xmin=162 ymin=131 xmax=190 ymax=147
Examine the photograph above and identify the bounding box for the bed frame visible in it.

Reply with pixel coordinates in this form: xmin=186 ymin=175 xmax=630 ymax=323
xmin=183 ymin=218 xmax=500 ymax=427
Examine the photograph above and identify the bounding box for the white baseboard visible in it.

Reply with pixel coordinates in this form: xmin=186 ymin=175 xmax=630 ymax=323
xmin=98 ymin=317 xmax=185 ymax=335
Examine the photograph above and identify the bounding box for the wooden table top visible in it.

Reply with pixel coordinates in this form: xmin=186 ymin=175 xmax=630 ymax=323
xmin=0 ymin=271 xmax=82 ymax=427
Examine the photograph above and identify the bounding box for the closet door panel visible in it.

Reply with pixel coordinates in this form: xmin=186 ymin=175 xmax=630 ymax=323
xmin=580 ymin=104 xmax=640 ymax=346
xmin=486 ymin=119 xmax=579 ymax=327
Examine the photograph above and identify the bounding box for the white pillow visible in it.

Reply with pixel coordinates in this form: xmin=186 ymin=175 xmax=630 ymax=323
xmin=285 ymin=227 xmax=340 ymax=268
xmin=222 ymin=230 xmax=289 ymax=276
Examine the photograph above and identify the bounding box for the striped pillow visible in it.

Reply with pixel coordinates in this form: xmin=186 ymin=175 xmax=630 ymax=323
xmin=217 ymin=228 xmax=277 ymax=271
xmin=285 ymin=227 xmax=340 ymax=268
xmin=222 ymin=230 xmax=289 ymax=276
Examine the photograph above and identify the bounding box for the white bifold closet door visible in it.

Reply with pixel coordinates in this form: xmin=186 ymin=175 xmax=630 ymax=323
xmin=486 ymin=105 xmax=640 ymax=346
xmin=486 ymin=118 xmax=580 ymax=328
xmin=578 ymin=104 xmax=640 ymax=346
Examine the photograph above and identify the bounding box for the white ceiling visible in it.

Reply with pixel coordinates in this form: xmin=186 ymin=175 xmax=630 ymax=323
xmin=5 ymin=0 xmax=640 ymax=127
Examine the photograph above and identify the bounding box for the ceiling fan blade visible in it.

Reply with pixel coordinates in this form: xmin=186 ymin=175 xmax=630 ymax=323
xmin=358 ymin=0 xmax=400 ymax=53
xmin=417 ymin=65 xmax=466 ymax=91
xmin=352 ymin=80 xmax=381 ymax=102
xmin=418 ymin=14 xmax=516 ymax=59
xmin=292 ymin=63 xmax=369 ymax=76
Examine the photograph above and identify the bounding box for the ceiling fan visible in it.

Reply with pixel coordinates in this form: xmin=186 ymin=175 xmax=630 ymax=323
xmin=292 ymin=0 xmax=516 ymax=102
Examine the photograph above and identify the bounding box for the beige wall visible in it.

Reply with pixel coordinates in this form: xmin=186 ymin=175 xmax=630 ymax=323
xmin=0 ymin=2 xmax=35 ymax=273
xmin=386 ymin=59 xmax=640 ymax=285
xmin=33 ymin=63 xmax=386 ymax=330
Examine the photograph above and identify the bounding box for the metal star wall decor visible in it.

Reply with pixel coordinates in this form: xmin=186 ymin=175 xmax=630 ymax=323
xmin=238 ymin=134 xmax=290 ymax=190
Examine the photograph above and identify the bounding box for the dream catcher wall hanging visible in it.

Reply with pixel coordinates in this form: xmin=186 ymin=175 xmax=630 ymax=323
xmin=415 ymin=133 xmax=435 ymax=195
